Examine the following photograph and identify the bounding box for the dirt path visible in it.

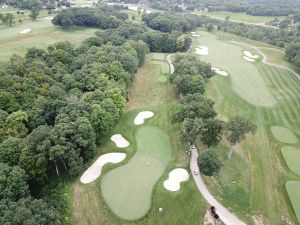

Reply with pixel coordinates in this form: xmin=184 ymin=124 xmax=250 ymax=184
xmin=190 ymin=148 xmax=247 ymax=225
xmin=167 ymin=54 xmax=175 ymax=74
xmin=231 ymin=41 xmax=300 ymax=80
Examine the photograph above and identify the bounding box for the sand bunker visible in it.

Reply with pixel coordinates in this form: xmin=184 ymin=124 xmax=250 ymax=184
xmin=44 ymin=16 xmax=54 ymax=20
xmin=20 ymin=29 xmax=32 ymax=34
xmin=243 ymin=51 xmax=259 ymax=59
xmin=212 ymin=67 xmax=229 ymax=76
xmin=163 ymin=168 xmax=189 ymax=192
xmin=195 ymin=46 xmax=209 ymax=55
xmin=80 ymin=153 xmax=126 ymax=184
xmin=128 ymin=6 xmax=138 ymax=11
xmin=134 ymin=111 xmax=154 ymax=125
xmin=191 ymin=32 xmax=200 ymax=37
xmin=243 ymin=56 xmax=255 ymax=62
xmin=111 ymin=134 xmax=129 ymax=148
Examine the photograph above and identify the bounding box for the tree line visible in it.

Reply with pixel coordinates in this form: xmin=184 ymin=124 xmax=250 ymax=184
xmin=0 ymin=31 xmax=148 ymax=224
xmin=0 ymin=0 xmax=70 ymax=9
xmin=170 ymin=54 xmax=256 ymax=176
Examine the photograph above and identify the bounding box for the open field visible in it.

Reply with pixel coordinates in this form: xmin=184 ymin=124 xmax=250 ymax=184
xmin=286 ymin=181 xmax=300 ymax=222
xmin=203 ymin=11 xmax=283 ymax=24
xmin=72 ymin=54 xmax=208 ymax=225
xmin=192 ymin=30 xmax=300 ymax=224
xmin=0 ymin=17 xmax=98 ymax=60
xmin=281 ymin=147 xmax=300 ymax=176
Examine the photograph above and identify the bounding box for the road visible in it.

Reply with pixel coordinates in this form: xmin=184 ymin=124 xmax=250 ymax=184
xmin=167 ymin=54 xmax=175 ymax=74
xmin=190 ymin=148 xmax=247 ymax=225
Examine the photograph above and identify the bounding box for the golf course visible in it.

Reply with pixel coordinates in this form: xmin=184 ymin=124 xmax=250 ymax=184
xmin=190 ymin=30 xmax=300 ymax=224
xmin=72 ymin=53 xmax=208 ymax=225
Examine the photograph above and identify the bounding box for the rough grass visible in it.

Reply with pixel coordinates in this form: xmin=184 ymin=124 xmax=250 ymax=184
xmin=101 ymin=126 xmax=172 ymax=220
xmin=281 ymin=147 xmax=300 ymax=176
xmin=0 ymin=17 xmax=98 ymax=60
xmin=203 ymin=11 xmax=283 ymax=24
xmin=191 ymin=31 xmax=276 ymax=107
xmin=271 ymin=126 xmax=298 ymax=144
xmin=199 ymin=30 xmax=300 ymax=224
xmin=151 ymin=53 xmax=166 ymax=61
xmin=286 ymin=181 xmax=300 ymax=223
xmin=72 ymin=54 xmax=207 ymax=225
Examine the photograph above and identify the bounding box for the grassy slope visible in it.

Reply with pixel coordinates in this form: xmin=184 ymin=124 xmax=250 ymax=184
xmin=286 ymin=181 xmax=300 ymax=222
xmin=0 ymin=16 xmax=98 ymax=60
xmin=281 ymin=147 xmax=300 ymax=176
xmin=72 ymin=54 xmax=207 ymax=225
xmin=193 ymin=30 xmax=300 ymax=225
xmin=203 ymin=11 xmax=283 ymax=24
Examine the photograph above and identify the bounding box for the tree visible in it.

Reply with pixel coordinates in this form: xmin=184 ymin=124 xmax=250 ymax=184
xmin=0 ymin=137 xmax=23 ymax=166
xmin=0 ymin=198 xmax=61 ymax=225
xmin=181 ymin=117 xmax=204 ymax=144
xmin=0 ymin=163 xmax=29 ymax=201
xmin=197 ymin=149 xmax=222 ymax=176
xmin=201 ymin=119 xmax=223 ymax=147
xmin=285 ymin=44 xmax=300 ymax=62
xmin=224 ymin=116 xmax=256 ymax=159
xmin=29 ymin=7 xmax=39 ymax=20
xmin=206 ymin=24 xmax=213 ymax=31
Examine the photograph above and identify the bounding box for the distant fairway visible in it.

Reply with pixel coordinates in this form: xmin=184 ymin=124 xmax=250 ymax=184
xmin=101 ymin=126 xmax=172 ymax=220
xmin=0 ymin=18 xmax=98 ymax=60
xmin=286 ymin=181 xmax=300 ymax=223
xmin=271 ymin=126 xmax=298 ymax=144
xmin=192 ymin=31 xmax=276 ymax=107
xmin=151 ymin=53 xmax=165 ymax=61
xmin=203 ymin=11 xmax=283 ymax=24
xmin=281 ymin=147 xmax=300 ymax=175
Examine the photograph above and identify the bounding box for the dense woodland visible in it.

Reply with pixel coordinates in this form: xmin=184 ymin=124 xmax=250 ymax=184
xmin=0 ymin=0 xmax=70 ymax=9
xmin=110 ymin=0 xmax=300 ymax=16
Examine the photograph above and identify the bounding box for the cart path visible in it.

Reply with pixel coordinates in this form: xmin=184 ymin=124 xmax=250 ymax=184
xmin=190 ymin=148 xmax=247 ymax=225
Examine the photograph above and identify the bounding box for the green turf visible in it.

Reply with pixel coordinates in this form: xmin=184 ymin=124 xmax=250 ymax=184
xmin=197 ymin=30 xmax=300 ymax=224
xmin=151 ymin=53 xmax=166 ymax=61
xmin=101 ymin=126 xmax=172 ymax=220
xmin=286 ymin=181 xmax=300 ymax=223
xmin=158 ymin=76 xmax=168 ymax=83
xmin=281 ymin=147 xmax=300 ymax=175
xmin=151 ymin=61 xmax=170 ymax=74
xmin=0 ymin=17 xmax=98 ymax=60
xmin=192 ymin=31 xmax=276 ymax=107
xmin=271 ymin=126 xmax=298 ymax=144
xmin=203 ymin=11 xmax=283 ymax=24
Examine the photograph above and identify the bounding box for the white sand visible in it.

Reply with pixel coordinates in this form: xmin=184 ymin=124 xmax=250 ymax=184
xmin=195 ymin=46 xmax=209 ymax=55
xmin=243 ymin=51 xmax=259 ymax=59
xmin=212 ymin=67 xmax=229 ymax=76
xmin=128 ymin=6 xmax=138 ymax=11
xmin=163 ymin=168 xmax=189 ymax=192
xmin=19 ymin=29 xmax=32 ymax=34
xmin=81 ymin=4 xmax=91 ymax=8
xmin=80 ymin=153 xmax=126 ymax=184
xmin=111 ymin=134 xmax=130 ymax=148
xmin=134 ymin=111 xmax=154 ymax=125
xmin=191 ymin=32 xmax=196 ymax=34
xmin=192 ymin=34 xmax=201 ymax=37
xmin=44 ymin=16 xmax=54 ymax=20
xmin=243 ymin=56 xmax=255 ymax=62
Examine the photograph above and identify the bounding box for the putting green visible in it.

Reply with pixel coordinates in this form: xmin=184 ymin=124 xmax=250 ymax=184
xmin=286 ymin=181 xmax=300 ymax=223
xmin=158 ymin=76 xmax=168 ymax=83
xmin=151 ymin=60 xmax=170 ymax=74
xmin=101 ymin=126 xmax=172 ymax=220
xmin=192 ymin=31 xmax=276 ymax=107
xmin=271 ymin=126 xmax=298 ymax=144
xmin=281 ymin=147 xmax=300 ymax=175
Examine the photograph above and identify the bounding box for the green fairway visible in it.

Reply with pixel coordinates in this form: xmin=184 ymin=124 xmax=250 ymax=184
xmin=158 ymin=76 xmax=168 ymax=83
xmin=195 ymin=30 xmax=300 ymax=224
xmin=271 ymin=126 xmax=298 ymax=144
xmin=101 ymin=126 xmax=172 ymax=220
xmin=0 ymin=17 xmax=98 ymax=60
xmin=151 ymin=60 xmax=170 ymax=74
xmin=192 ymin=31 xmax=276 ymax=107
xmin=151 ymin=53 xmax=166 ymax=61
xmin=203 ymin=11 xmax=283 ymax=24
xmin=281 ymin=147 xmax=300 ymax=175
xmin=286 ymin=181 xmax=300 ymax=223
